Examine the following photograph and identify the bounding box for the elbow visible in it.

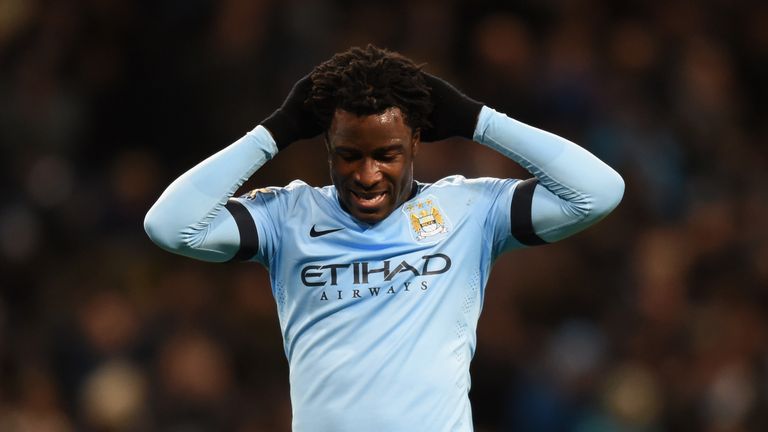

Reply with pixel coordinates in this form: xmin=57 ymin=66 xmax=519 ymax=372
xmin=592 ymin=169 xmax=625 ymax=218
xmin=143 ymin=206 xmax=185 ymax=253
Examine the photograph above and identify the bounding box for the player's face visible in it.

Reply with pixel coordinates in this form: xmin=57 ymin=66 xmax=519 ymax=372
xmin=327 ymin=107 xmax=419 ymax=224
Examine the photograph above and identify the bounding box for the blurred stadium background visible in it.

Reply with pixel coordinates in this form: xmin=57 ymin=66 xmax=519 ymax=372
xmin=1 ymin=0 xmax=767 ymax=430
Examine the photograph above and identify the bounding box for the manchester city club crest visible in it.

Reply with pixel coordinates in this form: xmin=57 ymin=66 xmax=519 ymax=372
xmin=402 ymin=195 xmax=451 ymax=242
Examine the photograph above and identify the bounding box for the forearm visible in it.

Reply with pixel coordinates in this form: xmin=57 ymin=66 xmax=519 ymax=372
xmin=143 ymin=125 xmax=277 ymax=261
xmin=474 ymin=106 xmax=624 ymax=242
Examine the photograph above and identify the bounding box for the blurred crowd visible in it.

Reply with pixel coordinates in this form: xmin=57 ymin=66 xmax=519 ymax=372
xmin=1 ymin=0 xmax=767 ymax=431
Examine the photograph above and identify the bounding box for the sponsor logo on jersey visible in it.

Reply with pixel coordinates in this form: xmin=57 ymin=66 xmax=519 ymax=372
xmin=301 ymin=254 xmax=451 ymax=287
xmin=300 ymin=253 xmax=452 ymax=301
xmin=402 ymin=195 xmax=451 ymax=243
xmin=309 ymin=225 xmax=345 ymax=238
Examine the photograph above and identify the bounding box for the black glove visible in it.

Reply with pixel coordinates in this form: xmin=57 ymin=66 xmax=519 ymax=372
xmin=261 ymin=75 xmax=323 ymax=150
xmin=421 ymin=73 xmax=484 ymax=142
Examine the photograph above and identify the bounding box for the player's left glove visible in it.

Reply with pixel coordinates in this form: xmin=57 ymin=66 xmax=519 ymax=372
xmin=260 ymin=75 xmax=323 ymax=150
xmin=421 ymin=72 xmax=484 ymax=142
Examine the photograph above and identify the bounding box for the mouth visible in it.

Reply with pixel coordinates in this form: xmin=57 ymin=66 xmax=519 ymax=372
xmin=349 ymin=190 xmax=388 ymax=211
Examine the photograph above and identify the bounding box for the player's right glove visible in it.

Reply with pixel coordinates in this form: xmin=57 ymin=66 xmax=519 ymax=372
xmin=421 ymin=73 xmax=484 ymax=142
xmin=260 ymin=75 xmax=323 ymax=150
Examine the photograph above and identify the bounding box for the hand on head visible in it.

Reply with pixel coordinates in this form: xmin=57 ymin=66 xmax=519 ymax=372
xmin=260 ymin=74 xmax=323 ymax=150
xmin=261 ymin=46 xmax=484 ymax=151
xmin=420 ymin=72 xmax=483 ymax=142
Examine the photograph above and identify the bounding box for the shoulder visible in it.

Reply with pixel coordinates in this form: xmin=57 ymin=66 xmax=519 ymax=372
xmin=237 ymin=181 xmax=337 ymax=219
xmin=422 ymin=175 xmax=518 ymax=193
xmin=240 ymin=180 xmax=331 ymax=201
xmin=417 ymin=176 xmax=521 ymax=215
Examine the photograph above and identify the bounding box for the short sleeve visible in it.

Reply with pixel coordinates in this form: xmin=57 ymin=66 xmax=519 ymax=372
xmin=480 ymin=177 xmax=551 ymax=258
xmin=477 ymin=177 xmax=514 ymax=258
xmin=227 ymin=186 xmax=289 ymax=266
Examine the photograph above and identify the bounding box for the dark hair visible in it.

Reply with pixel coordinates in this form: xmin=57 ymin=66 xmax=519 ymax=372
xmin=307 ymin=44 xmax=432 ymax=132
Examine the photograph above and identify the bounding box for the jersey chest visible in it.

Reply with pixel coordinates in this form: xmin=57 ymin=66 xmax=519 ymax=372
xmin=274 ymin=191 xmax=480 ymax=302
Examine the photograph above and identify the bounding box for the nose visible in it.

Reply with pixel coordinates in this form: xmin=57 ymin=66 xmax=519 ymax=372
xmin=354 ymin=158 xmax=381 ymax=189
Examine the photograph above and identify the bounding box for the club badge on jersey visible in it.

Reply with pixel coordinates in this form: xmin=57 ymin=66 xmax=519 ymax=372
xmin=403 ymin=195 xmax=451 ymax=243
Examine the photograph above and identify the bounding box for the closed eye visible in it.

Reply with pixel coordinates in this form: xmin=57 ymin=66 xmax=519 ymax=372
xmin=332 ymin=144 xmax=405 ymax=162
xmin=376 ymin=153 xmax=399 ymax=163
xmin=334 ymin=149 xmax=362 ymax=162
xmin=373 ymin=147 xmax=404 ymax=162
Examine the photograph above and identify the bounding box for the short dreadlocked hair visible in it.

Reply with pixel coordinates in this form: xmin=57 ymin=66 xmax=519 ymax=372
xmin=307 ymin=44 xmax=433 ymax=133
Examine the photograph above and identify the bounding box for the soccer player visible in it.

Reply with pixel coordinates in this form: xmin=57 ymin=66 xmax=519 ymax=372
xmin=144 ymin=45 xmax=624 ymax=431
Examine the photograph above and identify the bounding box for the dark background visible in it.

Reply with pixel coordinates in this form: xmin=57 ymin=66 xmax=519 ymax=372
xmin=1 ymin=0 xmax=767 ymax=430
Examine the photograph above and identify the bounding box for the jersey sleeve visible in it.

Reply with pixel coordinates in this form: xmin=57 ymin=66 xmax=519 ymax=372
xmin=473 ymin=106 xmax=625 ymax=253
xmin=467 ymin=177 xmax=517 ymax=258
xmin=470 ymin=176 xmax=548 ymax=258
xmin=224 ymin=185 xmax=297 ymax=266
xmin=143 ymin=125 xmax=279 ymax=262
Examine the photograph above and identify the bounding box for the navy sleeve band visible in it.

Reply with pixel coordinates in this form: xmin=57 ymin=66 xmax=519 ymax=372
xmin=511 ymin=178 xmax=548 ymax=246
xmin=224 ymin=199 xmax=260 ymax=261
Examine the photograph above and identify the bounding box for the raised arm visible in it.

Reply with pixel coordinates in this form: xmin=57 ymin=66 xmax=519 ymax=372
xmin=422 ymin=73 xmax=624 ymax=244
xmin=143 ymin=76 xmax=321 ymax=261
xmin=474 ymin=107 xmax=624 ymax=244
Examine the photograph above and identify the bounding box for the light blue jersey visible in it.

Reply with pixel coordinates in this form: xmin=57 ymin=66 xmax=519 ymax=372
xmin=144 ymin=106 xmax=624 ymax=431
xmin=231 ymin=176 xmax=517 ymax=431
